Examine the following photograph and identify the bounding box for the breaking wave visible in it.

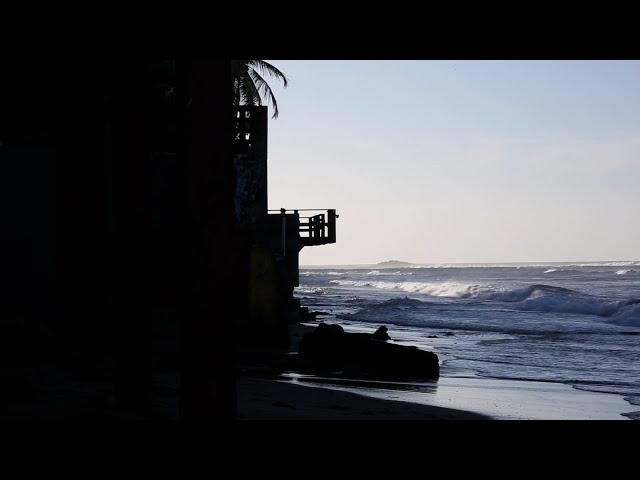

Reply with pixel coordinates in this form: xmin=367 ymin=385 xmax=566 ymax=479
xmin=368 ymin=296 xmax=428 ymax=308
xmin=330 ymin=279 xmax=485 ymax=298
xmin=300 ymin=271 xmax=344 ymax=276
xmin=295 ymin=286 xmax=328 ymax=295
xmin=367 ymin=270 xmax=413 ymax=276
xmin=330 ymin=279 xmax=640 ymax=326
xmin=615 ymin=269 xmax=634 ymax=275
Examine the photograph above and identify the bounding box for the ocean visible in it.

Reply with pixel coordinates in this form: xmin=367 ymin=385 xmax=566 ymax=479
xmin=294 ymin=261 xmax=640 ymax=419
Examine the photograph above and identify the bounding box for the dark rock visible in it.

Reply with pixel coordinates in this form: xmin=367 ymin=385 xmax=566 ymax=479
xmin=372 ymin=326 xmax=390 ymax=341
xmin=315 ymin=322 xmax=344 ymax=337
xmin=299 ymin=306 xmax=326 ymax=322
xmin=299 ymin=306 xmax=314 ymax=322
xmin=297 ymin=322 xmax=439 ymax=381
xmin=298 ymin=323 xmax=345 ymax=373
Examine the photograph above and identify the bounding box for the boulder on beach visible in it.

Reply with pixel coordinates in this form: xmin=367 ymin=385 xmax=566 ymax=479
xmin=297 ymin=323 xmax=439 ymax=381
xmin=372 ymin=326 xmax=390 ymax=341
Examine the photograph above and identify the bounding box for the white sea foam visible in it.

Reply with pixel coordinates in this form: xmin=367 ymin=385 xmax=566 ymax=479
xmin=331 ymin=280 xmax=562 ymax=301
xmin=331 ymin=279 xmax=486 ymax=298
xmin=330 ymin=280 xmax=375 ymax=288
xmin=365 ymin=270 xmax=412 ymax=276
xmin=295 ymin=286 xmax=328 ymax=294
xmin=301 ymin=271 xmax=343 ymax=276
xmin=331 ymin=278 xmax=640 ymax=323
xmin=474 ymin=285 xmax=639 ymax=320
xmin=615 ymin=269 xmax=633 ymax=275
xmin=307 ymin=263 xmax=640 ymax=412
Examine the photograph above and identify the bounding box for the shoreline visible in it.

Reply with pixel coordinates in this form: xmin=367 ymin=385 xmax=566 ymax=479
xmin=237 ymin=372 xmax=634 ymax=420
xmin=237 ymin=377 xmax=490 ymax=420
xmin=236 ymin=321 xmax=635 ymax=420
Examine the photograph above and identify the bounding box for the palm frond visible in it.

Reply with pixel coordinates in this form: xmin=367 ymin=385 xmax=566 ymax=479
xmin=241 ymin=76 xmax=262 ymax=106
xmin=232 ymin=60 xmax=288 ymax=118
xmin=249 ymin=69 xmax=280 ymax=118
xmin=249 ymin=60 xmax=289 ymax=88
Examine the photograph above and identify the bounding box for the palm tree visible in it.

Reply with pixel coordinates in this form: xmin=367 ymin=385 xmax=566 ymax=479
xmin=232 ymin=60 xmax=288 ymax=119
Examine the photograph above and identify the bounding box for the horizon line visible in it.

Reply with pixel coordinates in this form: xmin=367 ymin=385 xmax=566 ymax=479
xmin=300 ymin=259 xmax=639 ymax=267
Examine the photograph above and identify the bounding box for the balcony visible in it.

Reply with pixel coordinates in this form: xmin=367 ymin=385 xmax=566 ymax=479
xmin=268 ymin=209 xmax=338 ymax=248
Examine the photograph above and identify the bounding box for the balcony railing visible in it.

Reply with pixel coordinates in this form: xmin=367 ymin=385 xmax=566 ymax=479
xmin=268 ymin=208 xmax=338 ymax=247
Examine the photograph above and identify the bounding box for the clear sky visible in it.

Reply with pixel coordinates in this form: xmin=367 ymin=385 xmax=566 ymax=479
xmin=264 ymin=60 xmax=640 ymax=265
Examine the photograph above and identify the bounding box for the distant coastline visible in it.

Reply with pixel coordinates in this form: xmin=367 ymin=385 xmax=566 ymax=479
xmin=374 ymin=260 xmax=414 ymax=268
xmin=300 ymin=260 xmax=639 ymax=269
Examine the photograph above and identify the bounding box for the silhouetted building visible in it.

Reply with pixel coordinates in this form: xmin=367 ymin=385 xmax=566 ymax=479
xmin=1 ymin=61 xmax=238 ymax=419
xmin=1 ymin=62 xmax=333 ymax=419
xmin=233 ymin=106 xmax=337 ymax=352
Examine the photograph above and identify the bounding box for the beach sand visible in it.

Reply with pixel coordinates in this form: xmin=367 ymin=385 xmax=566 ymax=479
xmin=6 ymin=323 xmax=631 ymax=420
xmin=236 ymin=322 xmax=634 ymax=420
xmin=236 ymin=374 xmax=632 ymax=420
xmin=237 ymin=377 xmax=489 ymax=420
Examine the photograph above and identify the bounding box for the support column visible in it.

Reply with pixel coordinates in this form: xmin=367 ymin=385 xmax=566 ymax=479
xmin=111 ymin=62 xmax=152 ymax=413
xmin=178 ymin=60 xmax=241 ymax=420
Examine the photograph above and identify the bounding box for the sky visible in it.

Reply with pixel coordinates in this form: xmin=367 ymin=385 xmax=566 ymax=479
xmin=264 ymin=60 xmax=640 ymax=266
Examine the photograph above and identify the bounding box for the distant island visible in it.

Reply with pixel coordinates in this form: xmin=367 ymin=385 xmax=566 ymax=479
xmin=375 ymin=260 xmax=414 ymax=268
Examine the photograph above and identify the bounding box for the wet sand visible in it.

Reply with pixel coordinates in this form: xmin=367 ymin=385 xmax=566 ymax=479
xmin=236 ymin=374 xmax=632 ymax=420
xmin=236 ymin=322 xmax=634 ymax=420
xmin=237 ymin=377 xmax=489 ymax=420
